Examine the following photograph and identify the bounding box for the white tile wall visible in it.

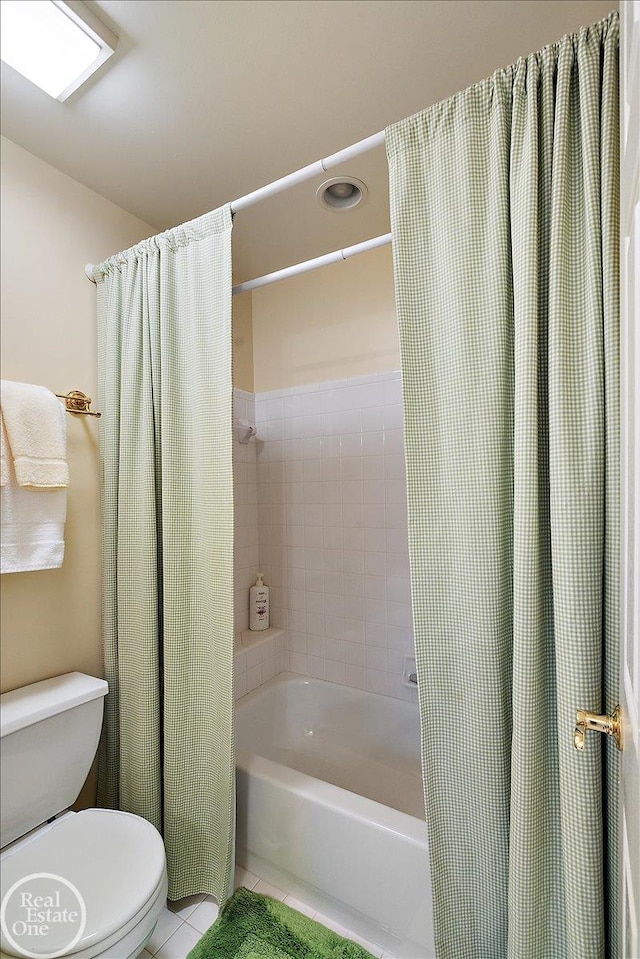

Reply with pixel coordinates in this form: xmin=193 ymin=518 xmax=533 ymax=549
xmin=233 ymin=628 xmax=286 ymax=701
xmin=254 ymin=372 xmax=417 ymax=703
xmin=233 ymin=389 xmax=260 ymax=634
xmin=234 ymin=390 xmax=288 ymax=698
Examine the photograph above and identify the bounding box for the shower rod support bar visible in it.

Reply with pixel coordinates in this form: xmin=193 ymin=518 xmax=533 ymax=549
xmin=229 ymin=130 xmax=385 ymax=213
xmin=232 ymin=232 xmax=392 ymax=295
xmin=84 ymin=229 xmax=392 ymax=291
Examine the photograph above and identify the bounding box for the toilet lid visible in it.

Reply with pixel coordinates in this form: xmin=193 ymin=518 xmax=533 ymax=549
xmin=0 ymin=809 xmax=167 ymax=957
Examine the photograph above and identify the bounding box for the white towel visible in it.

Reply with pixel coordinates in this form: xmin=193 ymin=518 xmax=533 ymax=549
xmin=0 ymin=419 xmax=67 ymax=573
xmin=0 ymin=413 xmax=8 ymax=488
xmin=1 ymin=381 xmax=69 ymax=488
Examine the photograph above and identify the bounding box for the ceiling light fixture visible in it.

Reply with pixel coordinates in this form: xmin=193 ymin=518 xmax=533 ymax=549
xmin=317 ymin=176 xmax=368 ymax=212
xmin=1 ymin=0 xmax=118 ymax=101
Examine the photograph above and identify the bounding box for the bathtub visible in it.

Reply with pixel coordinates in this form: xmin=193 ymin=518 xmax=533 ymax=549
xmin=235 ymin=672 xmax=435 ymax=958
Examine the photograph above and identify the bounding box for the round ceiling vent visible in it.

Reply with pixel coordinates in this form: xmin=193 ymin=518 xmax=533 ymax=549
xmin=317 ymin=176 xmax=368 ymax=212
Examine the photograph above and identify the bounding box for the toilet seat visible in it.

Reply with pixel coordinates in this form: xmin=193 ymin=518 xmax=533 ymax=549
xmin=0 ymin=809 xmax=167 ymax=959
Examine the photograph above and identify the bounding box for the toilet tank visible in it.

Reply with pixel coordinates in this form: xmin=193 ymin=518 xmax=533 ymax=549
xmin=0 ymin=672 xmax=108 ymax=847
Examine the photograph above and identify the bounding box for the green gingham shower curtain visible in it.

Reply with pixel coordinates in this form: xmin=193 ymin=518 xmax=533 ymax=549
xmin=387 ymin=14 xmax=619 ymax=959
xmin=93 ymin=206 xmax=235 ymax=903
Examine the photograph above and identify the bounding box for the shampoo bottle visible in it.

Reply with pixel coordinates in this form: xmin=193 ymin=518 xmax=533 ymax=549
xmin=249 ymin=573 xmax=269 ymax=631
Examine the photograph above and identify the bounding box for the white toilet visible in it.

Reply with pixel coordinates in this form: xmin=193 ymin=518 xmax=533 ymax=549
xmin=0 ymin=672 xmax=168 ymax=959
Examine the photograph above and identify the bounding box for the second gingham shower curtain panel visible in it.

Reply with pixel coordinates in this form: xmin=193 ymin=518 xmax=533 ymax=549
xmin=388 ymin=13 xmax=619 ymax=959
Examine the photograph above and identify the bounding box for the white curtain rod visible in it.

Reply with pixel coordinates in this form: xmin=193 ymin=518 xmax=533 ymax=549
xmin=84 ymin=128 xmax=386 ymax=285
xmin=230 ymin=129 xmax=385 ymax=213
xmin=232 ymin=232 xmax=392 ymax=295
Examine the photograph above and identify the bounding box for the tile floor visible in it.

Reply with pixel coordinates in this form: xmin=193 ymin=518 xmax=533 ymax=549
xmin=141 ymin=864 xmax=398 ymax=959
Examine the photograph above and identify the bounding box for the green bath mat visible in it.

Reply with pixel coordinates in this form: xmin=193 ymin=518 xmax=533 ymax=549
xmin=187 ymin=887 xmax=377 ymax=959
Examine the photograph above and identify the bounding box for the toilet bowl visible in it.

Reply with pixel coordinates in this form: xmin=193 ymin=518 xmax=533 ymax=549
xmin=0 ymin=810 xmax=167 ymax=959
xmin=0 ymin=674 xmax=168 ymax=959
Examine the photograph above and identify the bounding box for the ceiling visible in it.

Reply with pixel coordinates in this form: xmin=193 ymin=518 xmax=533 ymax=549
xmin=1 ymin=0 xmax=614 ymax=282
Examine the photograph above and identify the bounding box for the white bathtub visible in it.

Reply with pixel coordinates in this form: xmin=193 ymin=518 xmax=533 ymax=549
xmin=235 ymin=672 xmax=435 ymax=958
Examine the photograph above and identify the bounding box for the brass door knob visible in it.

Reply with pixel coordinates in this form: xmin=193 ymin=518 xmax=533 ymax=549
xmin=574 ymin=705 xmax=623 ymax=751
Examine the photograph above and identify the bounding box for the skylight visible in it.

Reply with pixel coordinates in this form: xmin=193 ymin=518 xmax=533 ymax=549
xmin=1 ymin=0 xmax=117 ymax=101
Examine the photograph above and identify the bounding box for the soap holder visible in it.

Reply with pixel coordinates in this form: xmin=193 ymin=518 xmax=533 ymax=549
xmin=402 ymin=655 xmax=418 ymax=689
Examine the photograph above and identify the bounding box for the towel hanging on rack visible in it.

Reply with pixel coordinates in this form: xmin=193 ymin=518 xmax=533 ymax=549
xmin=1 ymin=381 xmax=69 ymax=489
xmin=0 ymin=381 xmax=68 ymax=573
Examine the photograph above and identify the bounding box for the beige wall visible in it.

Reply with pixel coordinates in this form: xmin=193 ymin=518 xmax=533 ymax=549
xmin=232 ymin=291 xmax=254 ymax=392
xmin=0 ymin=136 xmax=155 ymax=697
xmin=0 ymin=134 xmax=393 ymax=691
xmin=251 ymin=244 xmax=398 ymax=392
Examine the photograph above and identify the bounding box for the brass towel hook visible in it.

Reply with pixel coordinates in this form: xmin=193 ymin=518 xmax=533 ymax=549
xmin=56 ymin=391 xmax=101 ymax=417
